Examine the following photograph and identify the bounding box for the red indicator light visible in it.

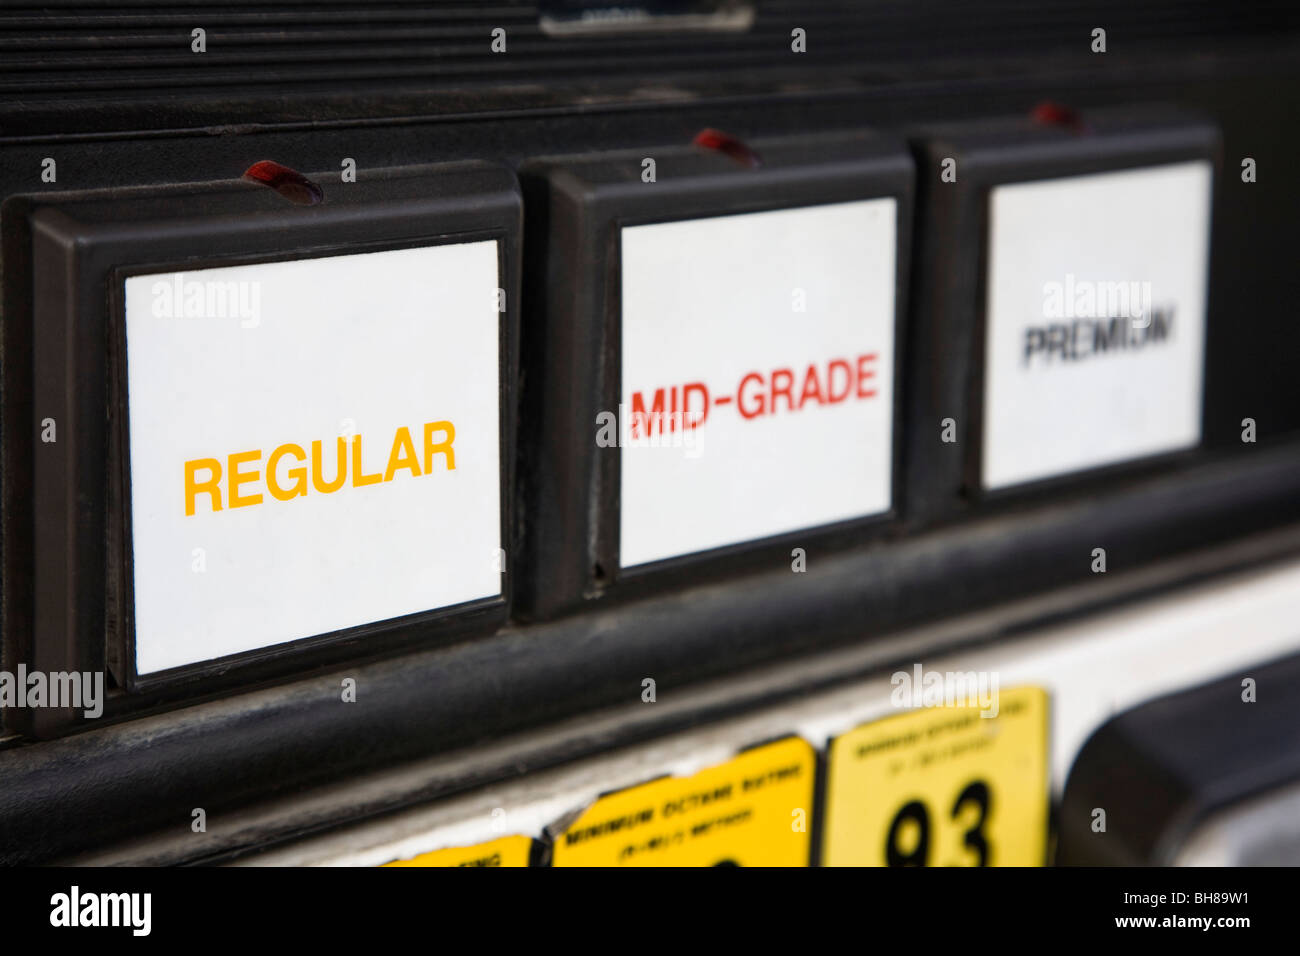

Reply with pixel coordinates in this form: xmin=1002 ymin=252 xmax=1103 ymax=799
xmin=242 ymin=160 xmax=324 ymax=205
xmin=692 ymin=128 xmax=762 ymax=168
xmin=1031 ymin=102 xmax=1089 ymax=135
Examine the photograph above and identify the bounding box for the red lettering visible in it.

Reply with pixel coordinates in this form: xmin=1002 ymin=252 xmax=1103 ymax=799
xmin=682 ymin=382 xmax=710 ymax=429
xmin=770 ymin=368 xmax=795 ymax=413
xmin=797 ymin=363 xmax=825 ymax=410
xmin=737 ymin=372 xmax=765 ymax=419
xmin=856 ymin=353 xmax=879 ymax=399
xmin=631 ymin=388 xmax=666 ymax=438
xmin=827 ymin=359 xmax=853 ymax=403
xmin=640 ymin=355 xmax=877 ymax=431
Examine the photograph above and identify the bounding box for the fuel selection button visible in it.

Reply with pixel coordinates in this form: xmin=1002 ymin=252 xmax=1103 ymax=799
xmin=905 ymin=106 xmax=1219 ymax=518
xmin=518 ymin=130 xmax=913 ymax=617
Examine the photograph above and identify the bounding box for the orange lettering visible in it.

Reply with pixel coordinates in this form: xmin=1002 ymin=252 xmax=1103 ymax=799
xmin=184 ymin=458 xmax=222 ymax=516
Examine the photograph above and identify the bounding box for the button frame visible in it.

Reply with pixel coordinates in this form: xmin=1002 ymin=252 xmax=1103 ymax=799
xmin=905 ymin=106 xmax=1221 ymax=529
xmin=517 ymin=132 xmax=914 ymax=619
xmin=2 ymin=161 xmax=521 ymax=727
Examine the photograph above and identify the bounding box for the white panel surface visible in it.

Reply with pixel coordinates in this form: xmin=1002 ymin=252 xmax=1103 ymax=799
xmin=124 ymin=242 xmax=502 ymax=675
xmin=620 ymin=199 xmax=897 ymax=567
xmin=982 ymin=161 xmax=1212 ymax=490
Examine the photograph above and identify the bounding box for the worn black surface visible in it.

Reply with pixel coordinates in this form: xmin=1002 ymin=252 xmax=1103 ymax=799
xmin=1057 ymin=651 xmax=1300 ymax=865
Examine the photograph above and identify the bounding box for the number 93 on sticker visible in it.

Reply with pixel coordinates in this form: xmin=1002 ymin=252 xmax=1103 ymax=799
xmin=820 ymin=685 xmax=1050 ymax=866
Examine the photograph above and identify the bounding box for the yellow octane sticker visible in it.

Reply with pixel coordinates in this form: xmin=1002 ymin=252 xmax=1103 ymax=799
xmin=551 ymin=736 xmax=815 ymax=866
xmin=822 ymin=685 xmax=1049 ymax=866
xmin=383 ymin=834 xmax=533 ymax=867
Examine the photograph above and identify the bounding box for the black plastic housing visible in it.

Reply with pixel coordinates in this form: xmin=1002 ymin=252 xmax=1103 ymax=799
xmin=1057 ymin=651 xmax=1300 ymax=865
xmin=517 ymin=131 xmax=914 ymax=620
xmin=905 ymin=106 xmax=1222 ymax=529
xmin=1 ymin=162 xmax=521 ymax=734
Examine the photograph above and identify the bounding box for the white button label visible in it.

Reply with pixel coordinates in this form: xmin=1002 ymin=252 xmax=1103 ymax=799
xmin=982 ymin=161 xmax=1212 ymax=491
xmin=124 ymin=242 xmax=502 ymax=675
xmin=619 ymin=199 xmax=897 ymax=568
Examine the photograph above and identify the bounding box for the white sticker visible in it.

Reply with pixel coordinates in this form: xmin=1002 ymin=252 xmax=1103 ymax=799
xmin=124 ymin=242 xmax=502 ymax=675
xmin=982 ymin=161 xmax=1212 ymax=490
xmin=619 ymin=199 xmax=897 ymax=568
